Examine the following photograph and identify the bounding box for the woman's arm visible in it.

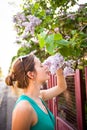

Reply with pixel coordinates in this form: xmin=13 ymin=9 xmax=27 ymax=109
xmin=40 ymin=68 xmax=67 ymax=101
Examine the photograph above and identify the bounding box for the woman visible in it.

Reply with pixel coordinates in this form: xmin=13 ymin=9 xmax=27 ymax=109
xmin=5 ymin=53 xmax=67 ymax=130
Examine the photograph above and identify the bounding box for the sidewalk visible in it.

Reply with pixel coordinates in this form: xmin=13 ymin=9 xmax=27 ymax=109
xmin=0 ymin=81 xmax=18 ymax=130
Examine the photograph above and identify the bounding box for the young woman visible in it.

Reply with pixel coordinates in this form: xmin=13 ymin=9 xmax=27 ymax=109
xmin=5 ymin=54 xmax=67 ymax=130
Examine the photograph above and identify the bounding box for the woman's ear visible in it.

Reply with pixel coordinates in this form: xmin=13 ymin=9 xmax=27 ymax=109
xmin=27 ymin=71 xmax=34 ymax=79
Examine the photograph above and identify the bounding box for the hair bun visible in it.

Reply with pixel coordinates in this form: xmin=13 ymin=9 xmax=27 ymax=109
xmin=5 ymin=72 xmax=16 ymax=86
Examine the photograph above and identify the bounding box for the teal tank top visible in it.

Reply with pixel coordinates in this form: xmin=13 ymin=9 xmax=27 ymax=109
xmin=15 ymin=95 xmax=55 ymax=130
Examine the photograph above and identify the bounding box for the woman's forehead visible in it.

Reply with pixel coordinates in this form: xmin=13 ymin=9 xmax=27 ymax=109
xmin=34 ymin=57 xmax=41 ymax=64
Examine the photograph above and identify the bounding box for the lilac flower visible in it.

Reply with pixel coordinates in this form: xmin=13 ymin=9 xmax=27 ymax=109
xmin=43 ymin=53 xmax=64 ymax=74
xmin=43 ymin=53 xmax=74 ymax=77
xmin=63 ymin=66 xmax=74 ymax=77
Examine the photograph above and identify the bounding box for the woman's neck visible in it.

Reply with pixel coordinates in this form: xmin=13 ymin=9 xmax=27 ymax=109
xmin=23 ymin=82 xmax=41 ymax=99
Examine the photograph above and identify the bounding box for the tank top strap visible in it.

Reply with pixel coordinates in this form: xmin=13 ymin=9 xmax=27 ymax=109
xmin=15 ymin=95 xmax=40 ymax=112
xmin=16 ymin=94 xmax=37 ymax=107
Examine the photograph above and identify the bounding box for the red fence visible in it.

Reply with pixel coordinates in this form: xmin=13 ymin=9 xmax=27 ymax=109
xmin=85 ymin=67 xmax=87 ymax=101
xmin=47 ymin=67 xmax=87 ymax=130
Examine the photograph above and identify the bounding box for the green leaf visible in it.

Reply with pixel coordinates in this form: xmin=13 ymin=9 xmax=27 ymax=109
xmin=46 ymin=44 xmax=53 ymax=54
xmin=54 ymin=33 xmax=63 ymax=40
xmin=46 ymin=34 xmax=54 ymax=43
xmin=38 ymin=31 xmax=47 ymax=48
xmin=45 ymin=34 xmax=55 ymax=54
xmin=58 ymin=45 xmax=73 ymax=57
xmin=56 ymin=39 xmax=70 ymax=46
xmin=34 ymin=3 xmax=39 ymax=10
xmin=71 ymin=30 xmax=77 ymax=35
xmin=39 ymin=10 xmax=45 ymax=17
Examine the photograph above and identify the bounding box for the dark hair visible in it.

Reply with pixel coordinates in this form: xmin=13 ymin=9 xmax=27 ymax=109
xmin=5 ymin=54 xmax=35 ymax=89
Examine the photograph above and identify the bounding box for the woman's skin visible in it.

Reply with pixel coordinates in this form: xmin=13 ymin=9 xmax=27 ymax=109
xmin=12 ymin=56 xmax=67 ymax=130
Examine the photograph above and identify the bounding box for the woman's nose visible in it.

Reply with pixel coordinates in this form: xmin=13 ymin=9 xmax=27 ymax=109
xmin=42 ymin=63 xmax=49 ymax=70
xmin=44 ymin=64 xmax=49 ymax=70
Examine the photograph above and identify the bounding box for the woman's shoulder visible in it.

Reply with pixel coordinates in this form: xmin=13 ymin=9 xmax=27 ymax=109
xmin=12 ymin=100 xmax=34 ymax=125
xmin=13 ymin=99 xmax=33 ymax=115
xmin=12 ymin=100 xmax=34 ymax=129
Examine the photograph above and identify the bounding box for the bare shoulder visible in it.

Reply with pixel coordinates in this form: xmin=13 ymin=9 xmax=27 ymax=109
xmin=13 ymin=100 xmax=33 ymax=116
xmin=12 ymin=101 xmax=34 ymax=130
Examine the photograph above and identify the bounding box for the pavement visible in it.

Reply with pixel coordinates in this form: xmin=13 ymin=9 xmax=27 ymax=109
xmin=0 ymin=81 xmax=18 ymax=130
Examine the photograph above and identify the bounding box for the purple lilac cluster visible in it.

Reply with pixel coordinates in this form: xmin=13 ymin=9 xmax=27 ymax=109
xmin=43 ymin=53 xmax=74 ymax=77
xmin=14 ymin=13 xmax=42 ymax=39
xmin=22 ymin=15 xmax=42 ymax=35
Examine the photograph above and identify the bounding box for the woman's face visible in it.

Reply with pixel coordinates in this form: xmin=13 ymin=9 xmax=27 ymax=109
xmin=34 ymin=57 xmax=50 ymax=83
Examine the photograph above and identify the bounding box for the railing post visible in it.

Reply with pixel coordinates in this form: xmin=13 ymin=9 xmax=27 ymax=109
xmin=85 ymin=66 xmax=87 ymax=101
xmin=74 ymin=69 xmax=85 ymax=130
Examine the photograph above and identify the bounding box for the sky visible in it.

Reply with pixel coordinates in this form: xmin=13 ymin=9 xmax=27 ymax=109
xmin=0 ymin=0 xmax=21 ymax=76
xmin=0 ymin=0 xmax=87 ymax=77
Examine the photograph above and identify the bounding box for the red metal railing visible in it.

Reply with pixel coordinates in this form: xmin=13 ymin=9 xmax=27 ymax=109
xmin=47 ymin=67 xmax=87 ymax=130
